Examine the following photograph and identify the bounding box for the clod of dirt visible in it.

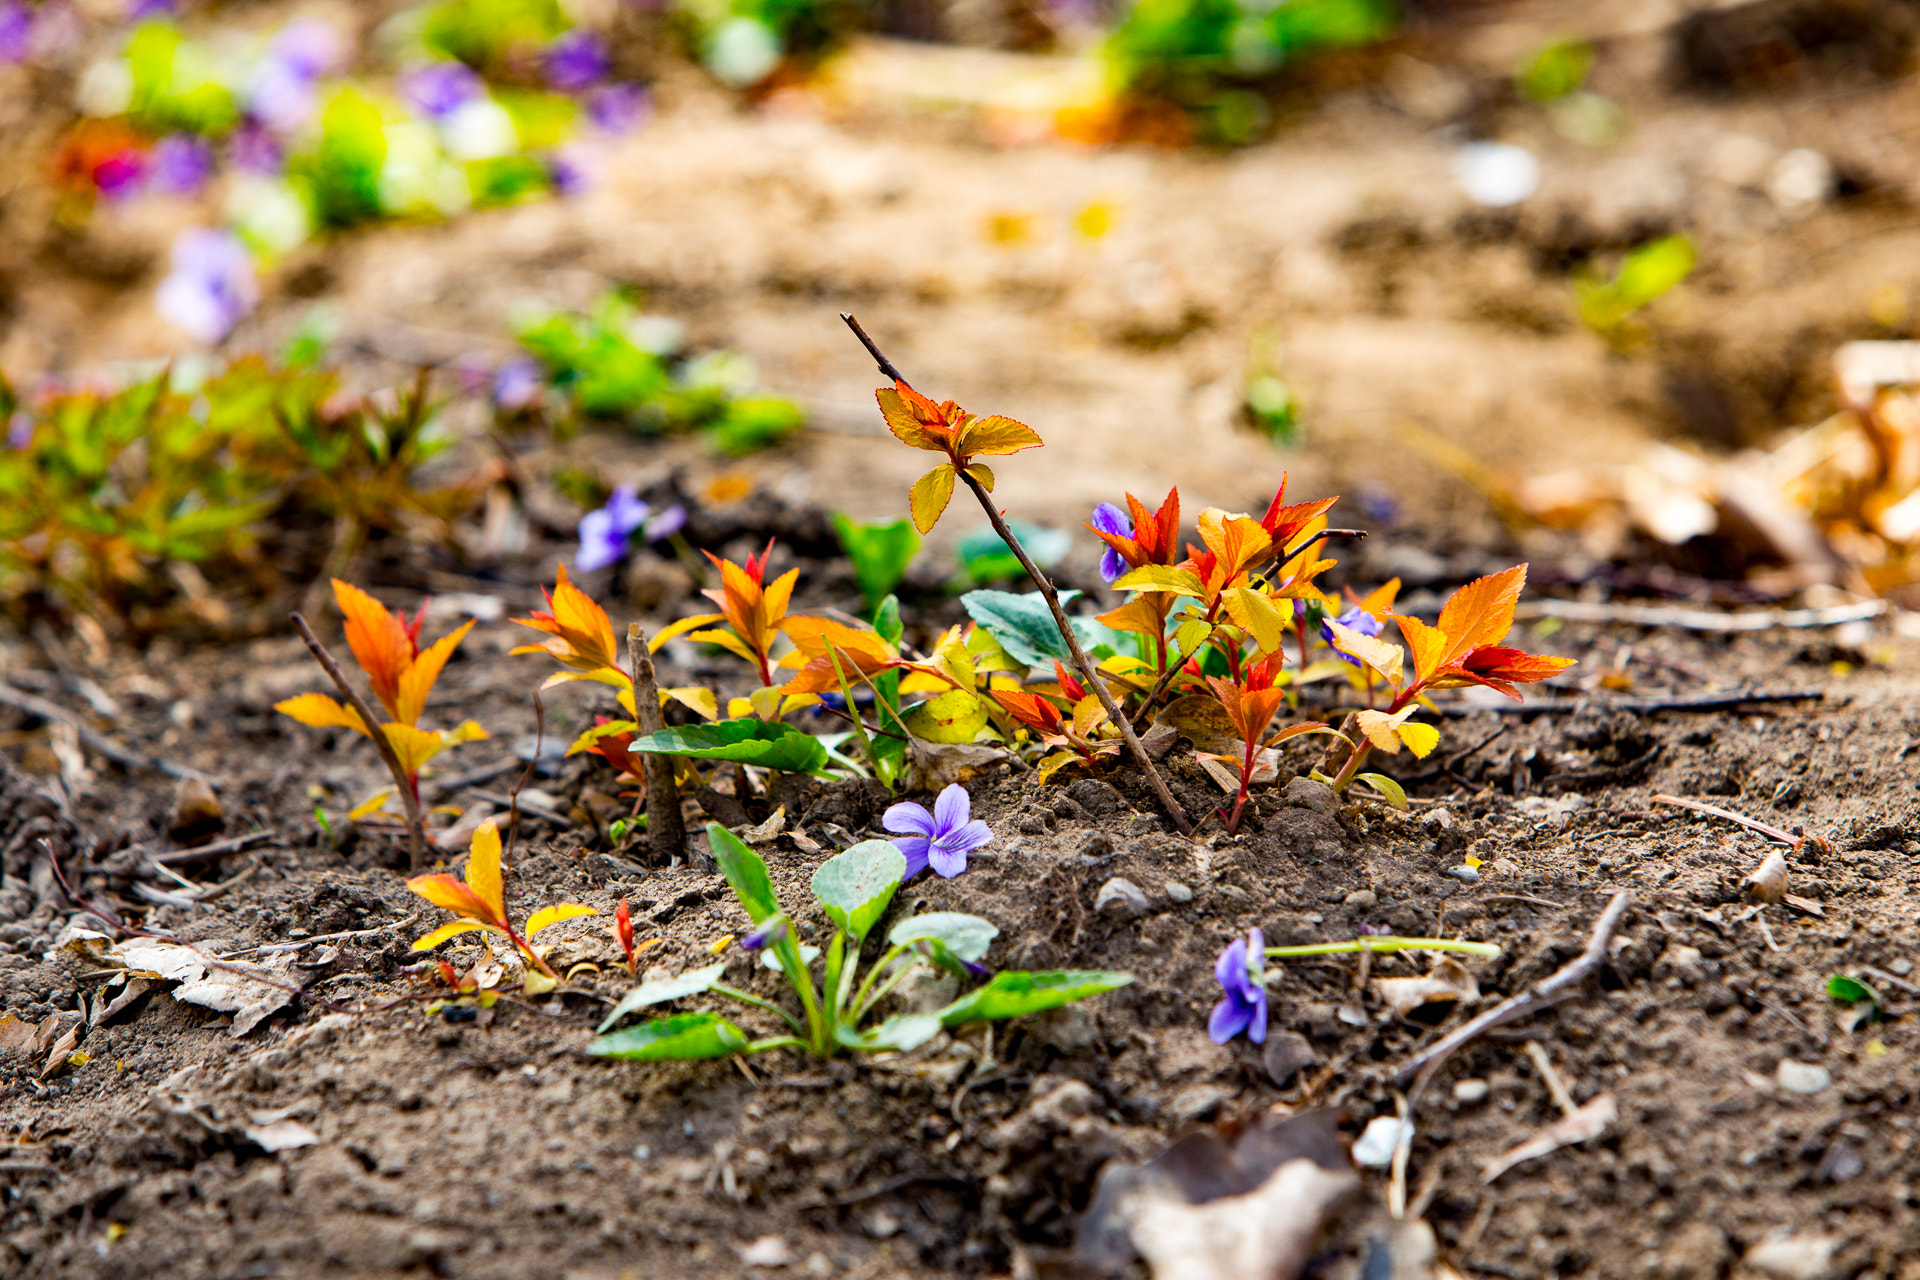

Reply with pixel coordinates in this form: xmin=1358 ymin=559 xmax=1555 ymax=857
xmin=1260 ymin=1030 xmax=1316 ymax=1086
xmin=1076 ymin=1110 xmax=1358 ymax=1280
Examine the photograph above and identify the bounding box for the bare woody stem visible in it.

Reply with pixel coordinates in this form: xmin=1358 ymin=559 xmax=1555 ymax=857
xmin=291 ymin=612 xmax=426 ymax=872
xmin=840 ymin=313 xmax=1191 ymax=836
xmin=626 ymin=624 xmax=686 ymax=860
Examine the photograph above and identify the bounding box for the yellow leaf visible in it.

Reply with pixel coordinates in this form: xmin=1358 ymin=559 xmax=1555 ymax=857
xmin=902 ymin=689 xmax=990 ymax=743
xmin=877 ymin=385 xmax=951 ymax=452
xmin=687 ymin=628 xmax=760 ymax=665
xmin=963 ymin=462 xmax=995 ymax=492
xmin=965 ymin=625 xmax=1025 ymax=674
xmin=275 ymin=693 xmax=370 ymax=736
xmin=1172 ymin=618 xmax=1212 ymax=657
xmin=466 ymin=819 xmax=505 ymax=924
xmin=957 ymin=414 xmax=1044 ymax=458
xmin=1097 ymin=597 xmax=1167 ymax=638
xmin=348 ymin=788 xmax=396 ymax=820
xmin=1112 ymin=565 xmax=1207 ymax=597
xmin=521 ymin=968 xmax=558 ymax=996
xmin=663 ymin=687 xmax=719 ymax=720
xmin=1353 ymin=709 xmax=1409 ymax=754
xmin=1396 ymin=722 xmax=1440 ymax=759
xmin=709 ymin=935 xmax=734 ymax=955
xmin=526 ymin=903 xmax=597 ymax=937
xmin=1464 ymin=854 xmax=1484 ymax=869
xmin=412 ymin=920 xmax=490 ymax=951
xmin=1325 ymin=619 xmax=1405 ymax=690
xmin=1070 ymin=694 xmax=1108 ymax=739
xmin=909 ymin=464 xmax=957 ymax=534
xmin=1223 ymin=587 xmax=1287 ymax=655
xmin=647 ymin=613 xmax=727 ymax=652
xmin=1034 ymin=751 xmax=1083 ymax=786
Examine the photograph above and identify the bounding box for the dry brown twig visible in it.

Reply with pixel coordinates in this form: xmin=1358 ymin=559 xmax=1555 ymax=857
xmin=627 ymin=623 xmax=686 ymax=859
xmin=841 ymin=312 xmax=1192 ymax=837
xmin=291 ymin=612 xmax=426 ymax=871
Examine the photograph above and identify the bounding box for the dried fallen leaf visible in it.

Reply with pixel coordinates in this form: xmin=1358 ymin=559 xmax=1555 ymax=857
xmin=1374 ymin=958 xmax=1480 ymax=1017
xmin=39 ymin=1022 xmax=80 ymax=1080
xmin=736 ymin=806 xmax=787 ymax=845
xmin=1746 ymin=847 xmax=1789 ymax=904
xmin=0 ymin=1013 xmax=39 ymax=1059
xmin=908 ymin=739 xmax=1011 ymax=790
xmin=1480 ymin=1092 xmax=1616 ymax=1182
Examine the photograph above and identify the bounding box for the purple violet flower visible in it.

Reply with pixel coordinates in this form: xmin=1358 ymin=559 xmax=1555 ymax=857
xmin=545 ymin=30 xmax=608 ymax=92
xmin=575 ymin=485 xmax=685 ymax=572
xmin=148 ymin=134 xmax=214 ymax=195
xmin=0 ymin=3 xmax=32 ymax=63
xmin=7 ymin=412 xmax=32 ymax=450
xmin=587 ymin=82 xmax=649 ymax=136
xmin=739 ymin=914 xmax=788 ymax=952
xmin=546 ymin=143 xmax=602 ymax=197
xmin=491 ymin=357 xmax=543 ymax=412
xmin=1209 ymin=927 xmax=1266 ymax=1045
xmin=227 ymin=124 xmax=283 ymax=174
xmin=128 ymin=0 xmax=177 ymax=19
xmin=247 ymin=19 xmax=342 ymax=133
xmin=402 ymin=61 xmax=483 ymax=121
xmin=1321 ymin=604 xmax=1383 ymax=669
xmin=1090 ymin=502 xmax=1131 ymax=584
xmin=883 ymin=784 xmax=992 ymax=880
xmin=155 ymin=229 xmax=258 ymax=345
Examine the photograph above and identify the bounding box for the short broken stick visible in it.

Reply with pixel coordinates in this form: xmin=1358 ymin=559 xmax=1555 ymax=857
xmin=1391 ymin=890 xmax=1630 ymax=1090
xmin=291 ymin=612 xmax=426 ymax=872
xmin=627 ymin=623 xmax=686 ymax=859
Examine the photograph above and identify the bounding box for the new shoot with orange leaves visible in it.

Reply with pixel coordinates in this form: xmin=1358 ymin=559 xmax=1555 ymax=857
xmin=406 ymin=819 xmax=595 ymax=994
xmin=277 ymin=580 xmax=487 ymax=821
xmin=877 ymin=380 xmax=1044 ymax=534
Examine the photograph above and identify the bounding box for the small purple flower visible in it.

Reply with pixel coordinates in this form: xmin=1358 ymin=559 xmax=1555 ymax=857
xmin=227 ymin=124 xmax=283 ymax=174
xmin=1321 ymin=604 xmax=1383 ymax=669
xmin=268 ymin=18 xmax=342 ymax=81
xmin=148 ymin=134 xmax=213 ymax=195
xmin=575 ymin=487 xmax=685 ymax=572
xmin=7 ymin=412 xmax=32 ymax=450
xmin=155 ymin=229 xmax=258 ymax=345
xmin=128 ymin=0 xmax=176 ymax=18
xmin=1090 ymin=502 xmax=1131 ymax=584
xmin=546 ymin=143 xmax=602 ymax=197
xmin=491 ymin=357 xmax=543 ymax=412
xmin=247 ymin=19 xmax=342 ymax=133
xmin=545 ymin=30 xmax=608 ymax=92
xmin=587 ymin=82 xmax=649 ymax=136
xmin=739 ymin=914 xmax=789 ymax=952
xmin=1208 ymin=927 xmax=1266 ymax=1045
xmin=883 ymin=784 xmax=992 ymax=880
xmin=402 ymin=61 xmax=483 ymax=121
xmin=0 ymin=3 xmax=32 ymax=63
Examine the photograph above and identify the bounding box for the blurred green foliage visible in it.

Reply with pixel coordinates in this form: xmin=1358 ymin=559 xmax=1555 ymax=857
xmin=1105 ymin=0 xmax=1397 ymax=142
xmin=832 ymin=513 xmax=920 ymax=616
xmin=125 ymin=21 xmax=241 ymax=136
xmin=1517 ymin=36 xmax=1592 ymax=103
xmin=514 ymin=293 xmax=805 ymax=454
xmin=1574 ymin=235 xmax=1696 ymax=340
xmin=422 ymin=0 xmax=569 ymax=71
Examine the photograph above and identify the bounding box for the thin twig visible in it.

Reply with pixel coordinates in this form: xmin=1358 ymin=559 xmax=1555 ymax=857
xmin=1652 ymin=793 xmax=1799 ymax=846
xmin=843 ymin=312 xmax=1190 ymax=834
xmin=148 ymin=831 xmax=274 ymax=866
xmin=1524 ymin=1041 xmax=1577 ymax=1117
xmin=1391 ymin=890 xmax=1631 ymax=1090
xmin=627 ymin=624 xmax=687 ymax=859
xmin=1519 ymin=599 xmax=1887 ymax=632
xmin=1437 ymin=689 xmax=1825 ymax=717
xmin=290 ymin=613 xmax=425 ymax=871
xmin=0 ymin=683 xmax=218 ymax=787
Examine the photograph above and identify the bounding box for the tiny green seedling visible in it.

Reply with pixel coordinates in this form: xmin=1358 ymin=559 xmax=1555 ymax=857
xmin=589 ymin=823 xmax=1131 ymax=1061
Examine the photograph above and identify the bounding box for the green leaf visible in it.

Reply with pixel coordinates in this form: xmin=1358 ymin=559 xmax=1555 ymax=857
xmin=936 ymin=970 xmax=1132 ymax=1027
xmin=596 ymin=962 xmax=727 ymax=1033
xmin=707 ymin=822 xmax=780 ymax=924
xmin=1353 ymin=772 xmax=1408 ymax=810
xmin=838 ymin=1012 xmax=944 ymax=1054
xmin=873 ymin=594 xmax=904 ymax=646
xmin=588 ymin=1012 xmax=749 ymax=1061
xmin=956 ymin=521 xmax=1069 ymax=584
xmin=901 ymin=689 xmax=990 ymax=744
xmin=627 ymin=719 xmax=829 ymax=774
xmin=888 ymin=912 xmax=998 ymax=963
xmin=961 ymin=589 xmax=1082 ymax=667
xmin=1828 ymin=973 xmax=1881 ymax=1010
xmin=834 ymin=514 xmax=920 ymax=614
xmin=810 ymin=841 xmax=906 ymax=945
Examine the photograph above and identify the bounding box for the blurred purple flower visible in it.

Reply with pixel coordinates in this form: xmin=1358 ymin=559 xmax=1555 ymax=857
xmin=739 ymin=914 xmax=788 ymax=952
xmin=402 ymin=61 xmax=483 ymax=121
xmin=545 ymin=31 xmax=607 ymax=92
xmin=0 ymin=3 xmax=31 ymax=62
xmin=491 ymin=357 xmax=542 ymax=411
xmin=247 ymin=19 xmax=342 ymax=133
xmin=883 ymin=784 xmax=991 ymax=880
xmin=148 ymin=134 xmax=213 ymax=195
xmin=156 ymin=229 xmax=258 ymax=345
xmin=546 ymin=144 xmax=602 ymax=197
xmin=587 ymin=82 xmax=649 ymax=136
xmin=1356 ymin=484 xmax=1400 ymax=525
xmin=7 ymin=413 xmax=31 ymax=451
xmin=1208 ymin=927 xmax=1266 ymax=1045
xmin=1321 ymin=604 xmax=1382 ymax=669
xmin=227 ymin=124 xmax=283 ymax=174
xmin=1090 ymin=502 xmax=1130 ymax=584
xmin=127 ymin=0 xmax=177 ymax=19
xmin=269 ymin=18 xmax=342 ymax=80
xmin=92 ymin=149 xmax=148 ymax=201
xmin=575 ymin=485 xmax=685 ymax=572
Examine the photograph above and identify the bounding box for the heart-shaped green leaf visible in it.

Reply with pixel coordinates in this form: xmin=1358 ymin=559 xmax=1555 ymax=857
xmin=707 ymin=822 xmax=779 ymax=923
xmin=596 ymin=962 xmax=727 ymax=1033
xmin=936 ymin=970 xmax=1132 ymax=1028
xmin=811 ymin=841 xmax=906 ymax=944
xmin=888 ymin=912 xmax=998 ymax=963
xmin=627 ymin=719 xmax=830 ymax=775
xmin=588 ymin=1012 xmax=749 ymax=1061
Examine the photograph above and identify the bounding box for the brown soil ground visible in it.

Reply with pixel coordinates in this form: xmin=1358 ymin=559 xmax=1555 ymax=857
xmin=2 ymin=496 xmax=1918 ymax=1280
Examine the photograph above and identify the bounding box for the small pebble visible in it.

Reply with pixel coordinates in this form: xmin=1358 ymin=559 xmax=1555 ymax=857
xmin=1452 ymin=1078 xmax=1490 ymax=1104
xmin=1343 ymin=889 xmax=1377 ymax=910
xmin=1422 ymin=809 xmax=1454 ymax=830
xmin=1444 ymin=865 xmax=1480 ymax=884
xmin=1776 ymin=1060 xmax=1831 ymax=1095
xmin=1743 ymin=1231 xmax=1839 ymax=1280
xmin=1093 ymin=877 xmax=1149 ymax=919
xmin=1352 ymin=1116 xmax=1412 ymax=1168
xmin=1890 ymin=958 xmax=1914 ymax=977
xmin=1163 ymin=880 xmax=1193 ymax=904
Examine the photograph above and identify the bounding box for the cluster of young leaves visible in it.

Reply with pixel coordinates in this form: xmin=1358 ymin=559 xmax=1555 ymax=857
xmin=276 ymin=580 xmax=488 ymax=818
xmin=513 ymin=292 xmax=805 ymax=455
xmin=1102 ymin=0 xmax=1397 ymax=143
xmin=406 ymin=817 xmax=595 ymax=994
xmin=0 ymin=355 xmax=473 ymax=627
xmin=590 ymin=823 xmax=1130 ymax=1060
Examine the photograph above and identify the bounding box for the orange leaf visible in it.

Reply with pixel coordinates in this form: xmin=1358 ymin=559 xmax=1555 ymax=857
xmin=1435 ymin=565 xmax=1528 ymax=666
xmin=957 ymin=414 xmax=1044 ymax=459
xmin=334 ymin=580 xmax=413 ymax=720
xmin=1194 ymin=510 xmax=1272 ymax=587
xmin=1442 ymin=647 xmax=1577 ymax=700
xmin=1096 ymin=596 xmax=1167 ymax=637
xmin=406 ymin=873 xmax=493 ymax=923
xmin=910 ymin=464 xmax=957 ymax=534
xmin=992 ymin=689 xmax=1065 ymax=735
xmin=465 ymin=818 xmax=506 ymax=926
xmin=1395 ymin=614 xmax=1452 ymax=687
xmin=395 ymin=619 xmax=474 ymax=726
xmin=275 ymin=693 xmax=371 ymax=737
xmin=877 ymin=382 xmax=956 ymax=452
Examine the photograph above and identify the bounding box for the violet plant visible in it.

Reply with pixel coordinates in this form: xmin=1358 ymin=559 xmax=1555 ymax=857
xmin=574 ymin=484 xmax=687 ymax=573
xmin=1208 ymin=930 xmax=1501 ymax=1045
xmin=591 ymin=820 xmax=1130 ymax=1061
xmin=882 ymin=784 xmax=992 ymax=879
